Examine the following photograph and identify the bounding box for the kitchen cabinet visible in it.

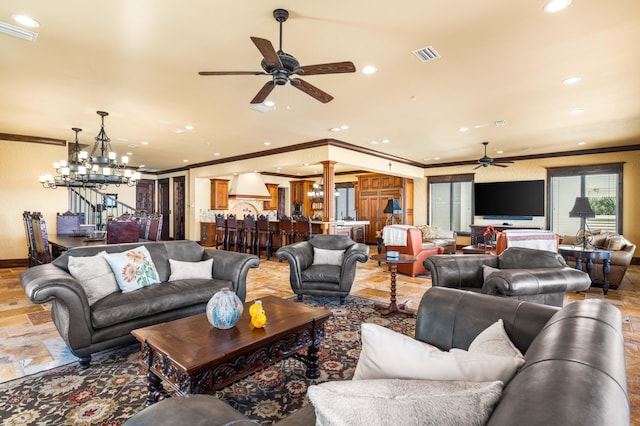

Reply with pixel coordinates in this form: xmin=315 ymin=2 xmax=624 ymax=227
xmin=263 ymin=183 xmax=279 ymax=210
xmin=210 ymin=179 xmax=229 ymax=210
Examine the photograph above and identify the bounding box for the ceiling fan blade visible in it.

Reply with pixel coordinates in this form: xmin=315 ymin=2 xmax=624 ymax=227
xmin=473 ymin=164 xmax=483 ymax=170
xmin=290 ymin=78 xmax=334 ymax=103
xmin=250 ymin=37 xmax=283 ymax=68
xmin=296 ymin=61 xmax=356 ymax=76
xmin=493 ymin=163 xmax=510 ymax=168
xmin=250 ymin=81 xmax=276 ymax=104
xmin=199 ymin=71 xmax=268 ymax=76
xmin=495 ymin=160 xmax=515 ymax=164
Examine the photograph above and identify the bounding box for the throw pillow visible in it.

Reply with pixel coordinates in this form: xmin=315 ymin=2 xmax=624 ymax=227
xmin=605 ymin=234 xmax=624 ymax=251
xmin=468 ymin=319 xmax=524 ymax=359
xmin=68 ymin=252 xmax=120 ymax=305
xmin=353 ymin=323 xmax=524 ymax=384
xmin=482 ymin=265 xmax=500 ymax=282
xmin=308 ymin=379 xmax=503 ymax=426
xmin=168 ymin=258 xmax=213 ymax=281
xmin=312 ymin=248 xmax=345 ymax=266
xmin=103 ymin=246 xmax=160 ymax=292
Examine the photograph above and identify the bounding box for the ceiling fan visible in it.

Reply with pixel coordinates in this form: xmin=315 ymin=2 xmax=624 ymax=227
xmin=474 ymin=142 xmax=515 ymax=169
xmin=198 ymin=9 xmax=356 ymax=104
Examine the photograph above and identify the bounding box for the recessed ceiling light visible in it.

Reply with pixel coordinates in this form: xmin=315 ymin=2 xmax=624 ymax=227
xmin=139 ymin=164 xmax=146 ymax=168
xmin=570 ymin=108 xmax=585 ymax=115
xmin=340 ymin=125 xmax=349 ymax=130
xmin=214 ymin=152 xmax=220 ymax=156
xmin=459 ymin=127 xmax=469 ymax=132
xmin=12 ymin=14 xmax=40 ymax=28
xmin=183 ymin=159 xmax=189 ymax=163
xmin=494 ymin=120 xmax=508 ymax=126
xmin=126 ymin=152 xmax=133 ymax=156
xmin=141 ymin=141 xmax=149 ymax=145
xmin=185 ymin=125 xmax=194 ymax=130
xmin=362 ymin=65 xmax=377 ymax=75
xmin=578 ymin=141 xmax=587 ymax=145
xmin=382 ymin=139 xmax=390 ymax=144
xmin=330 ymin=127 xmax=341 ymax=132
xmin=303 ymin=163 xmax=309 ymax=166
xmin=264 ymin=100 xmax=275 ymax=107
xmin=175 ymin=129 xmax=184 ymax=134
xmin=369 ymin=140 xmax=379 ymax=145
xmin=474 ymin=123 xmax=490 ymax=129
xmin=544 ymin=0 xmax=572 ymax=13
xmin=563 ymin=76 xmax=581 ymax=85
xmin=496 ymin=150 xmax=504 ymax=154
xmin=434 ymin=157 xmax=440 ymax=160
xmin=263 ymin=141 xmax=271 ymax=146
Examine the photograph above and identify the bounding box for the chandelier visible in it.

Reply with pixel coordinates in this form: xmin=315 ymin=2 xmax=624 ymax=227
xmin=307 ymin=178 xmax=339 ymax=199
xmin=39 ymin=111 xmax=141 ymax=189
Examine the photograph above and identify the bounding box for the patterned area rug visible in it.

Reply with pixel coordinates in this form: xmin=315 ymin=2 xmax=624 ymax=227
xmin=0 ymin=296 xmax=416 ymax=425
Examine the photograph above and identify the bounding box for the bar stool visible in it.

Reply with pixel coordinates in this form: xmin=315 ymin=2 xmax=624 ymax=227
xmin=294 ymin=216 xmax=312 ymax=242
xmin=224 ymin=214 xmax=239 ymax=251
xmin=278 ymin=216 xmax=295 ymax=248
xmin=214 ymin=214 xmax=225 ymax=250
xmin=255 ymin=215 xmax=272 ymax=259
xmin=238 ymin=215 xmax=256 ymax=254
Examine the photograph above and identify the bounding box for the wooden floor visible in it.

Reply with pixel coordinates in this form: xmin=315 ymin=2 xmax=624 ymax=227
xmin=1 ymin=249 xmax=639 ymax=424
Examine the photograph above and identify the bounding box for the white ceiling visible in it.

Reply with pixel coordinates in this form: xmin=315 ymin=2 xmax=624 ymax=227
xmin=1 ymin=0 xmax=639 ymax=174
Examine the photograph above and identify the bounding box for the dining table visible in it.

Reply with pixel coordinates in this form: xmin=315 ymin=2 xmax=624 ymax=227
xmin=49 ymin=233 xmax=108 ymax=257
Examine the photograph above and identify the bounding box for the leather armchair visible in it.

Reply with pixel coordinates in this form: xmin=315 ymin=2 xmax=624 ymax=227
xmin=385 ymin=227 xmax=444 ymax=276
xmin=423 ymin=247 xmax=592 ymax=306
xmin=562 ymin=230 xmax=636 ymax=288
xmin=276 ymin=234 xmax=369 ymax=303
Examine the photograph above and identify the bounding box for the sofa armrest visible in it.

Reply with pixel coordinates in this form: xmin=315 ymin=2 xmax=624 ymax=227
xmin=423 ymin=254 xmax=497 ymax=289
xmin=275 ymin=242 xmax=314 ymax=291
xmin=203 ymin=249 xmax=260 ymax=302
xmin=338 ymin=243 xmax=370 ymax=289
xmin=21 ymin=263 xmax=94 ymax=350
xmin=415 ymin=287 xmax=558 ymax=354
xmin=482 ymin=267 xmax=592 ymax=297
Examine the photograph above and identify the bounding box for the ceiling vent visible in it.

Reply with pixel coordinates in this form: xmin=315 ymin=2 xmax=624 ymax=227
xmin=412 ymin=46 xmax=440 ymax=62
xmin=0 ymin=21 xmax=38 ymax=41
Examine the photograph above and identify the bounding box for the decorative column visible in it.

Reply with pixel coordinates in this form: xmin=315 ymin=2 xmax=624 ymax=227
xmin=321 ymin=161 xmax=336 ymax=222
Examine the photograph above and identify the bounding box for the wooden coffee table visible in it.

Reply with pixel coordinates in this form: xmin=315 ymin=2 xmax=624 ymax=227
xmin=131 ymin=296 xmax=332 ymax=405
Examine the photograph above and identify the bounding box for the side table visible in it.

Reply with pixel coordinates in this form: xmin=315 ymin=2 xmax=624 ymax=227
xmin=370 ymin=253 xmax=417 ymax=316
xmin=558 ymin=245 xmax=612 ymax=295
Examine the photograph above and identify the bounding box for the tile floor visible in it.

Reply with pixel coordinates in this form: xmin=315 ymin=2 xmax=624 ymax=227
xmin=1 ymin=249 xmax=638 ymax=423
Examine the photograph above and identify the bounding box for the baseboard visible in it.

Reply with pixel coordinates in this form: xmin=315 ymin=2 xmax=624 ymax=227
xmin=0 ymin=258 xmax=29 ymax=268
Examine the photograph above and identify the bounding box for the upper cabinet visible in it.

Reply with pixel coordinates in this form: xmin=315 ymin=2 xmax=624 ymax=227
xmin=263 ymin=183 xmax=279 ymax=210
xmin=210 ymin=179 xmax=229 ymax=210
xmin=290 ymin=180 xmax=315 ymax=216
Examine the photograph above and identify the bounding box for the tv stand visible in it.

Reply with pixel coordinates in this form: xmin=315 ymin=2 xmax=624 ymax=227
xmin=470 ymin=224 xmax=541 ymax=246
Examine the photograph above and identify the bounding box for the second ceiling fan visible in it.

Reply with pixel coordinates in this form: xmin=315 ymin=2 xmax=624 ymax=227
xmin=199 ymin=9 xmax=356 ymax=104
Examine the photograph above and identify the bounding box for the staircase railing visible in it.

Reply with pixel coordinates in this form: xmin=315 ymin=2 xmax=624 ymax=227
xmin=68 ymin=187 xmax=138 ymax=230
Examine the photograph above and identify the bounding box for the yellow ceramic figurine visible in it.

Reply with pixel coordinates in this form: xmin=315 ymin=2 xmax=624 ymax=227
xmin=249 ymin=300 xmax=263 ymax=316
xmin=249 ymin=300 xmax=267 ymax=328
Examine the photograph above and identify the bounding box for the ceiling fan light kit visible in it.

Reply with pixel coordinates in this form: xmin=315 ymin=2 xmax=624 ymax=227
xmin=199 ymin=8 xmax=356 ymax=104
xmin=474 ymin=141 xmax=515 ymax=170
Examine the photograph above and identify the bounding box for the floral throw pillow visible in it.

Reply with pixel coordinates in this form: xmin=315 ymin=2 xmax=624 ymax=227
xmin=103 ymin=246 xmax=160 ymax=292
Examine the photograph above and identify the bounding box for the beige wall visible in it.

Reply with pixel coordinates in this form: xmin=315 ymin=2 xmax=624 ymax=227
xmin=2 ymin=140 xmax=639 ymax=260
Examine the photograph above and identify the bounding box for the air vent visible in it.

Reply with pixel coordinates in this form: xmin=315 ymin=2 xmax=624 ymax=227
xmin=0 ymin=21 xmax=38 ymax=41
xmin=412 ymin=46 xmax=441 ymax=62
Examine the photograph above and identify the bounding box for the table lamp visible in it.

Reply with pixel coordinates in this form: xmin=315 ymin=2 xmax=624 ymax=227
xmin=383 ymin=199 xmax=402 ymax=225
xmin=569 ymin=196 xmax=595 ymax=247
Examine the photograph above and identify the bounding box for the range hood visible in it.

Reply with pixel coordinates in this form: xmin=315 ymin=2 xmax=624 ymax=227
xmin=228 ymin=173 xmax=271 ymax=199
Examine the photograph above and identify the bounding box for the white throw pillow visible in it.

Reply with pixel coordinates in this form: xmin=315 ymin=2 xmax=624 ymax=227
xmin=312 ymin=248 xmax=345 ymax=266
xmin=103 ymin=246 xmax=160 ymax=292
xmin=353 ymin=323 xmax=524 ymax=384
xmin=168 ymin=258 xmax=213 ymax=281
xmin=468 ymin=319 xmax=524 ymax=359
xmin=68 ymin=252 xmax=120 ymax=305
xmin=482 ymin=265 xmax=500 ymax=281
xmin=308 ymin=379 xmax=503 ymax=426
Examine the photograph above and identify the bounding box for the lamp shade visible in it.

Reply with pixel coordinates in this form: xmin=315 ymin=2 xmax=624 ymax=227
xmin=569 ymin=197 xmax=595 ymax=218
xmin=383 ymin=198 xmax=402 ymax=214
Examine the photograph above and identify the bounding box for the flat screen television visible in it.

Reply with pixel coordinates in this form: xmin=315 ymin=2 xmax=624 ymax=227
xmin=474 ymin=180 xmax=545 ymax=217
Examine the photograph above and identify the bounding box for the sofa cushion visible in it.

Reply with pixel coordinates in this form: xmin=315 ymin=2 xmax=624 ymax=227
xmin=168 ymin=258 xmax=213 ymax=281
xmin=312 ymin=248 xmax=345 ymax=266
xmin=498 ymin=247 xmax=566 ymax=269
xmin=301 ymin=264 xmax=341 ymax=283
xmin=68 ymin=252 xmax=120 ymax=305
xmin=482 ymin=265 xmax=500 ymax=281
xmin=468 ymin=319 xmax=524 ymax=359
xmin=90 ymin=278 xmax=232 ymax=328
xmin=103 ymin=246 xmax=161 ymax=292
xmin=418 ymin=225 xmax=440 ymax=240
xmin=307 ymin=379 xmax=503 ymax=426
xmin=604 ymin=234 xmax=625 ymax=251
xmin=353 ymin=323 xmax=525 ymax=384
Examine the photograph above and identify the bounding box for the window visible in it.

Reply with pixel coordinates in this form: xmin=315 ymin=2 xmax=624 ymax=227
xmin=548 ymin=163 xmax=623 ymax=235
xmin=428 ymin=174 xmax=473 ymax=234
xmin=335 ymin=183 xmax=356 ymax=220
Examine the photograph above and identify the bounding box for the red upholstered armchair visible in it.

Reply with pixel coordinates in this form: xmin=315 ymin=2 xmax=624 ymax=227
xmin=385 ymin=227 xmax=444 ymax=277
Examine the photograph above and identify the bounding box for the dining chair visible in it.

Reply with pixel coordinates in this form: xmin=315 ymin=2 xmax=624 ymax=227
xmin=107 ymin=216 xmax=140 ymax=244
xmin=31 ymin=212 xmax=53 ymax=264
xmin=146 ymin=215 xmax=163 ymax=241
xmin=22 ymin=211 xmax=37 ymax=266
xmin=255 ymin=215 xmax=273 ymax=259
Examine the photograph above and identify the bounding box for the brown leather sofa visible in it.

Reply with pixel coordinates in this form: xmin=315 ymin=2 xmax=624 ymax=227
xmin=124 ymin=287 xmax=629 ymax=426
xmin=385 ymin=227 xmax=444 ymax=276
xmin=416 ymin=225 xmax=457 ymax=254
xmin=562 ymin=230 xmax=636 ymax=288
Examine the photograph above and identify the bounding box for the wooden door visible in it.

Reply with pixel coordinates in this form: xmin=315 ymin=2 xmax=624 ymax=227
xmin=136 ymin=179 xmax=155 ymax=213
xmin=157 ymin=179 xmax=169 ymax=240
xmin=172 ymin=176 xmax=185 ymax=240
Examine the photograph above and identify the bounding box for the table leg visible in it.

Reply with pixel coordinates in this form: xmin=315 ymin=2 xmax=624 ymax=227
xmin=602 ymin=258 xmax=611 ymax=295
xmin=305 ymin=342 xmax=320 ymax=379
xmin=586 ymin=258 xmax=593 ymax=276
xmin=146 ymin=370 xmax=169 ymax=406
xmin=576 ymin=258 xmax=583 ymax=271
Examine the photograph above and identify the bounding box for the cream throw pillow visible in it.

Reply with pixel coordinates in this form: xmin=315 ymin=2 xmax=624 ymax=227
xmin=312 ymin=248 xmax=345 ymax=266
xmin=308 ymin=379 xmax=503 ymax=426
xmin=68 ymin=252 xmax=120 ymax=305
xmin=103 ymin=246 xmax=160 ymax=292
xmin=168 ymin=258 xmax=213 ymax=281
xmin=468 ymin=319 xmax=524 ymax=359
xmin=353 ymin=323 xmax=524 ymax=384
